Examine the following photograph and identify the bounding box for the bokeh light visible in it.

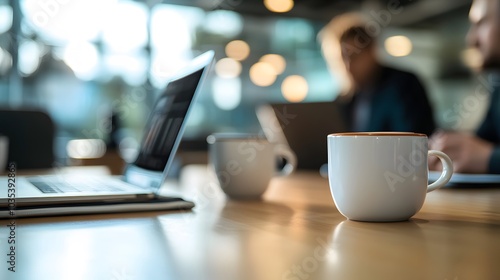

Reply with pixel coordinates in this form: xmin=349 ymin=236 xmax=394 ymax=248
xmin=212 ymin=77 xmax=242 ymax=110
xmin=151 ymin=5 xmax=198 ymax=53
xmin=384 ymin=35 xmax=413 ymax=57
xmin=282 ymin=75 xmax=308 ymax=102
xmin=215 ymin=58 xmax=242 ymax=78
xmin=67 ymin=139 xmax=106 ymax=159
xmin=249 ymin=62 xmax=277 ymax=87
xmin=225 ymin=40 xmax=250 ymax=61
xmin=21 ymin=0 xmax=114 ymax=43
xmin=204 ymin=10 xmax=243 ymax=37
xmin=260 ymin=54 xmax=286 ymax=75
xmin=63 ymin=42 xmax=99 ymax=80
xmin=264 ymin=0 xmax=294 ymax=13
xmin=0 ymin=5 xmax=13 ymax=34
xmin=102 ymin=0 xmax=148 ymax=52
xmin=19 ymin=40 xmax=42 ymax=76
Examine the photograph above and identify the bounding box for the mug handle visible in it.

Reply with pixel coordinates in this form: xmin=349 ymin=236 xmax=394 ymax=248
xmin=427 ymin=150 xmax=454 ymax=192
xmin=274 ymin=144 xmax=297 ymax=176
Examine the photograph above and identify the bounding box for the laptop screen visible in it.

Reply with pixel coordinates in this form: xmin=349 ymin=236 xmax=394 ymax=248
xmin=124 ymin=51 xmax=214 ymax=188
xmin=133 ymin=68 xmax=204 ymax=171
xmin=259 ymin=102 xmax=347 ymax=170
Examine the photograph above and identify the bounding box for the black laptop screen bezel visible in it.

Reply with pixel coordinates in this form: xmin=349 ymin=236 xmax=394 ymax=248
xmin=123 ymin=51 xmax=214 ymax=190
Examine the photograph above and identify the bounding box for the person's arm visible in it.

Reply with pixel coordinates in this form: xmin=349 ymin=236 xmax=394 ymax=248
xmin=430 ymin=81 xmax=500 ymax=174
xmin=429 ymin=131 xmax=493 ymax=173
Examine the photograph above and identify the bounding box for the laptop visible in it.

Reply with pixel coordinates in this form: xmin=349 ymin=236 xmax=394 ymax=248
xmin=0 ymin=50 xmax=214 ymax=217
xmin=256 ymin=101 xmax=347 ymax=171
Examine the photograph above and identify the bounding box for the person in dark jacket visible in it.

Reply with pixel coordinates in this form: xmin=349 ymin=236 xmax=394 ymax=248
xmin=318 ymin=13 xmax=436 ymax=136
xmin=429 ymin=0 xmax=500 ymax=174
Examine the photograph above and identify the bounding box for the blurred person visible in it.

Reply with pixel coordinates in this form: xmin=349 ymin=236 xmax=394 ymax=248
xmin=318 ymin=12 xmax=436 ymax=135
xmin=429 ymin=0 xmax=500 ymax=174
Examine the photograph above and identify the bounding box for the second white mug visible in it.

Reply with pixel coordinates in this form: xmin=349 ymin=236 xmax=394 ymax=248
xmin=208 ymin=133 xmax=297 ymax=199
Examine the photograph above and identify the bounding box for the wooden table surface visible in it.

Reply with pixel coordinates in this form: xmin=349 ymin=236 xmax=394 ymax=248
xmin=1 ymin=165 xmax=499 ymax=280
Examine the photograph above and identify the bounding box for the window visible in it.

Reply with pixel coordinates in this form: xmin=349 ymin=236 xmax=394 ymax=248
xmin=1 ymin=0 xmax=335 ymax=162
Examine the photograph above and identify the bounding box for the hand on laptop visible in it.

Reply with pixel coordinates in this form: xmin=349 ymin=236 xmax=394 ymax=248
xmin=428 ymin=131 xmax=493 ymax=174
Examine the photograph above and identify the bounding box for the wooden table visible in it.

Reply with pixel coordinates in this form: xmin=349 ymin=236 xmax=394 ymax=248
xmin=1 ymin=165 xmax=499 ymax=280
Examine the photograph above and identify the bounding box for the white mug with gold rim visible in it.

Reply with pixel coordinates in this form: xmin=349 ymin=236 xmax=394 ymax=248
xmin=327 ymin=132 xmax=453 ymax=222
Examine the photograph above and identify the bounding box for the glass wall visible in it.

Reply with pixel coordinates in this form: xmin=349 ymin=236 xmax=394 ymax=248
xmin=0 ymin=0 xmax=480 ymax=165
xmin=0 ymin=0 xmax=337 ymax=163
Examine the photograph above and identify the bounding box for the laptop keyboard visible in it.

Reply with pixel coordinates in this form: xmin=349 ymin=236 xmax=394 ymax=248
xmin=29 ymin=178 xmax=128 ymax=194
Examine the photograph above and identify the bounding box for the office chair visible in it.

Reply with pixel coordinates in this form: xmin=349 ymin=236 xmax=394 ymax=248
xmin=0 ymin=108 xmax=55 ymax=169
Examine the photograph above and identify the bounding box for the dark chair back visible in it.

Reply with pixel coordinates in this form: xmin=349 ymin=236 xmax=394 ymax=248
xmin=0 ymin=109 xmax=55 ymax=169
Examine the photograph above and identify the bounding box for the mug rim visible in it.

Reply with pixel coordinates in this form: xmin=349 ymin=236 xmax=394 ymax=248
xmin=328 ymin=132 xmax=427 ymax=137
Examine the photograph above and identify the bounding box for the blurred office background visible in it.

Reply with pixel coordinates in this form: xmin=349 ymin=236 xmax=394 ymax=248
xmin=0 ymin=0 xmax=483 ymax=167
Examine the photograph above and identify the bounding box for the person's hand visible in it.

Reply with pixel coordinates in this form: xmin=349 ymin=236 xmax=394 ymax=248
xmin=429 ymin=131 xmax=494 ymax=174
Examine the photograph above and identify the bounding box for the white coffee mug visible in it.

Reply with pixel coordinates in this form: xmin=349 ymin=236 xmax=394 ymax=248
xmin=327 ymin=132 xmax=453 ymax=222
xmin=208 ymin=133 xmax=297 ymax=199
